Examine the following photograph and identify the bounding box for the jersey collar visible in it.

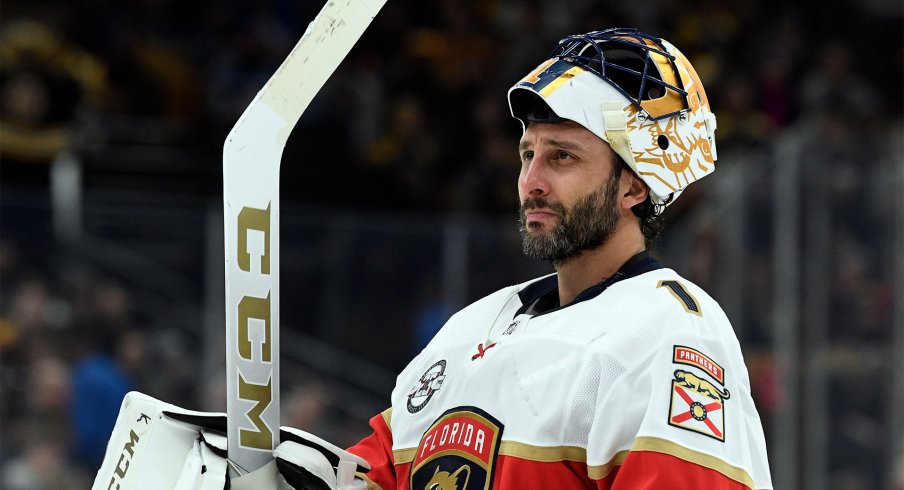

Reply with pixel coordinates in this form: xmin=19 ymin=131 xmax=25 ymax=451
xmin=515 ymin=251 xmax=663 ymax=317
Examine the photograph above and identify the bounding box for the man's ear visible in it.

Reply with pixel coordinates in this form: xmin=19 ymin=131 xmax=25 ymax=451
xmin=620 ymin=170 xmax=649 ymax=210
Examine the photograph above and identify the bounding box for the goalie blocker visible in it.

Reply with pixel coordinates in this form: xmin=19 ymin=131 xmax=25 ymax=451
xmin=93 ymin=392 xmax=369 ymax=490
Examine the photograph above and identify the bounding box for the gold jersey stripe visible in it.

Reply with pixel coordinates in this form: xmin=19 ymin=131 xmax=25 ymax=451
xmin=497 ymin=441 xmax=587 ymax=462
xmin=587 ymin=450 xmax=629 ymax=480
xmin=392 ymin=436 xmax=754 ymax=487
xmin=393 ymin=447 xmax=417 ymax=463
xmin=393 ymin=441 xmax=586 ymax=465
xmin=381 ymin=407 xmax=392 ymax=430
xmin=632 ymin=436 xmax=755 ymax=488
xmin=538 ymin=66 xmax=585 ymax=97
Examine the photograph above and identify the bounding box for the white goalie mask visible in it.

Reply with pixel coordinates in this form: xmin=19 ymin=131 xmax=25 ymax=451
xmin=508 ymin=28 xmax=718 ymax=206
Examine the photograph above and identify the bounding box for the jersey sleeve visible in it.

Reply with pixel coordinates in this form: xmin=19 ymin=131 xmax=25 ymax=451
xmin=585 ymin=326 xmax=772 ymax=489
xmin=347 ymin=408 xmax=397 ymax=490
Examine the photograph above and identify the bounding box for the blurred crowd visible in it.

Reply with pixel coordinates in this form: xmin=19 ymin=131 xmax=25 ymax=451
xmin=1 ymin=0 xmax=902 ymax=488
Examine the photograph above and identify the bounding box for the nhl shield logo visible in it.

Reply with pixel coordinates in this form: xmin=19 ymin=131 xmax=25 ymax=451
xmin=410 ymin=407 xmax=503 ymax=490
xmin=668 ymin=369 xmax=731 ymax=441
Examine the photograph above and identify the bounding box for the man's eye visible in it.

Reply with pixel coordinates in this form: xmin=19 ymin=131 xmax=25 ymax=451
xmin=521 ymin=151 xmax=534 ymax=161
xmin=557 ymin=151 xmax=571 ymax=160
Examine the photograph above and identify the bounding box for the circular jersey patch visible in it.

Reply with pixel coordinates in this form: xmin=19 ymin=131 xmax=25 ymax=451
xmin=407 ymin=360 xmax=447 ymax=414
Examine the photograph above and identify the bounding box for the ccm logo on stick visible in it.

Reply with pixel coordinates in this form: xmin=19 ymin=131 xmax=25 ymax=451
xmin=235 ymin=203 xmax=274 ymax=450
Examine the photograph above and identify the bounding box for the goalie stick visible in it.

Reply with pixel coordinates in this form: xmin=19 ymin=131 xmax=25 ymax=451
xmin=223 ymin=0 xmax=386 ymax=475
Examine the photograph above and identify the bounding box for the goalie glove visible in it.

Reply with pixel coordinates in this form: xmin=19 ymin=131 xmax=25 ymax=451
xmin=92 ymin=391 xmax=229 ymax=490
xmin=172 ymin=430 xmax=228 ymax=490
xmin=93 ymin=392 xmax=370 ymax=490
xmin=274 ymin=427 xmax=370 ymax=490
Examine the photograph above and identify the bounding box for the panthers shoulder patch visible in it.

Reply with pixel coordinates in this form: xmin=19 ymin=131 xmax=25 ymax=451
xmin=668 ymin=347 xmax=730 ymax=442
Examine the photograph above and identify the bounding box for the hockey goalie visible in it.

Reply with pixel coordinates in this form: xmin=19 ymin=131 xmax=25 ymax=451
xmin=94 ymin=4 xmax=773 ymax=490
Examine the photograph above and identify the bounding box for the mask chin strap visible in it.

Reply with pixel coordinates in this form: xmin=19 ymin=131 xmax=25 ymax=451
xmin=601 ymin=100 xmax=631 ymax=158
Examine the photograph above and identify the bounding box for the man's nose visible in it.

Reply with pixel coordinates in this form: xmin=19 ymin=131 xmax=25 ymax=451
xmin=520 ymin=161 xmax=550 ymax=198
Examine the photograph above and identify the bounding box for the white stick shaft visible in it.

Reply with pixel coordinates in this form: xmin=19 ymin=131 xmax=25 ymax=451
xmin=223 ymin=0 xmax=385 ymax=474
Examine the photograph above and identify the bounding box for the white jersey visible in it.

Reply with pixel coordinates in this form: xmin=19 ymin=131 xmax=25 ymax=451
xmin=350 ymin=256 xmax=773 ymax=489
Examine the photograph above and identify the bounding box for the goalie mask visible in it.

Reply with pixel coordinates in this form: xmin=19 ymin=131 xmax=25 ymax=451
xmin=508 ymin=28 xmax=718 ymax=206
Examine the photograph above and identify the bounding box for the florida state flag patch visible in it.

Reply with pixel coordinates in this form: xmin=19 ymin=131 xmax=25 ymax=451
xmin=410 ymin=407 xmax=503 ymax=490
xmin=668 ymin=369 xmax=731 ymax=442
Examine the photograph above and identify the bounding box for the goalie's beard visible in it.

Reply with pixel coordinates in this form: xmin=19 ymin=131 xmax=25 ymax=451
xmin=518 ymin=172 xmax=621 ymax=266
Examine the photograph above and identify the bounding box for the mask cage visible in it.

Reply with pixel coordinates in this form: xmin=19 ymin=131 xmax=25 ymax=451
xmin=550 ymin=28 xmax=690 ymax=120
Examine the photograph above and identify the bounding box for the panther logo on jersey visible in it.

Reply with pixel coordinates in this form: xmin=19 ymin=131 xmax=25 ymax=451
xmin=424 ymin=465 xmax=471 ymax=490
xmin=407 ymin=360 xmax=447 ymax=413
xmin=668 ymin=368 xmax=730 ymax=441
xmin=410 ymin=407 xmax=503 ymax=490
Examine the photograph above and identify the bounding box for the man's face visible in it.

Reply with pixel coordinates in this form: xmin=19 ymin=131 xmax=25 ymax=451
xmin=517 ymin=121 xmax=623 ymax=264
